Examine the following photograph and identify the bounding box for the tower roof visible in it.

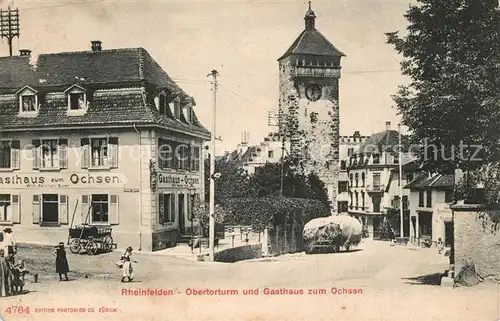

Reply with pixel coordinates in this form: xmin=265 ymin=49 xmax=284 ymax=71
xmin=278 ymin=2 xmax=345 ymax=61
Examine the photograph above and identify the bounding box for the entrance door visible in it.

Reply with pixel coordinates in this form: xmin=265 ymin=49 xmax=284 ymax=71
xmin=178 ymin=194 xmax=185 ymax=234
xmin=42 ymin=194 xmax=59 ymax=223
xmin=444 ymin=221 xmax=453 ymax=247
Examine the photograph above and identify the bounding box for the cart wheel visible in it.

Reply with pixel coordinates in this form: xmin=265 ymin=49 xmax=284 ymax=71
xmin=103 ymin=236 xmax=113 ymax=252
xmin=332 ymin=244 xmax=340 ymax=253
xmin=69 ymin=239 xmax=81 ymax=254
xmin=86 ymin=241 xmax=98 ymax=255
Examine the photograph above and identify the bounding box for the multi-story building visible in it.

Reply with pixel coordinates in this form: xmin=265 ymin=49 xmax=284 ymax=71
xmin=220 ymin=132 xmax=290 ymax=175
xmin=337 ymin=131 xmax=368 ymax=214
xmin=0 ymin=41 xmax=209 ymax=251
xmin=347 ymin=121 xmax=413 ymax=238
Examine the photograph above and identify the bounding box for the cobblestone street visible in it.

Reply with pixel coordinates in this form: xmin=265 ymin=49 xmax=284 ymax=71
xmin=2 ymin=240 xmax=498 ymax=321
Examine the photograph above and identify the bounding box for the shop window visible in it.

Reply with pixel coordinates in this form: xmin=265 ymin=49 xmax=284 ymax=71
xmin=91 ymin=194 xmax=109 ymax=224
xmin=159 ymin=193 xmax=175 ymax=224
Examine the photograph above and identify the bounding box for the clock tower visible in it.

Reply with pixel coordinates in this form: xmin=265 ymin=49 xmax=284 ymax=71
xmin=278 ymin=2 xmax=345 ymax=212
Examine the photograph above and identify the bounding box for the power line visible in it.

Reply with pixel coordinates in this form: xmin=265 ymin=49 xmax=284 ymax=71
xmin=218 ymin=83 xmax=255 ymax=104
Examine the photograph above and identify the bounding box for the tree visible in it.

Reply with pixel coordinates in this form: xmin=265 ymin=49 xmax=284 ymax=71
xmin=249 ymin=158 xmax=331 ymax=209
xmin=204 ymin=157 xmax=255 ymax=204
xmin=386 ymin=0 xmax=500 ymax=174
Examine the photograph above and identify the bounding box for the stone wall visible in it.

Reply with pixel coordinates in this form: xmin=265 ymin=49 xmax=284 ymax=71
xmin=214 ymin=244 xmax=262 ymax=263
xmin=451 ymin=204 xmax=500 ymax=281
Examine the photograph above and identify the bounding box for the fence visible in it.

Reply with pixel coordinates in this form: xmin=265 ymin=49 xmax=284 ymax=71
xmin=267 ymin=223 xmax=304 ymax=256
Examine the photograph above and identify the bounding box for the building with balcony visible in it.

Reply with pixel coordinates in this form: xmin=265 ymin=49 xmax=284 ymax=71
xmin=337 ymin=131 xmax=368 ymax=214
xmin=347 ymin=121 xmax=413 ymax=238
xmin=0 ymin=42 xmax=210 ymax=251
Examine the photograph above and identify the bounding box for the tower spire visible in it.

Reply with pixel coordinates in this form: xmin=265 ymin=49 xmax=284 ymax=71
xmin=304 ymin=1 xmax=316 ymax=30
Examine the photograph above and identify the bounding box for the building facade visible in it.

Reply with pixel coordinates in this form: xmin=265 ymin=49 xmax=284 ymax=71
xmin=278 ymin=3 xmax=344 ymax=210
xmin=0 ymin=42 xmax=210 ymax=252
xmin=347 ymin=122 xmax=413 ymax=238
xmin=337 ymin=131 xmax=368 ymax=214
xmin=405 ymin=173 xmax=454 ymax=247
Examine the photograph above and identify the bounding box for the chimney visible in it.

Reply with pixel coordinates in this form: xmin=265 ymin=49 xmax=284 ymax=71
xmin=91 ymin=40 xmax=102 ymax=52
xmin=385 ymin=121 xmax=391 ymax=131
xmin=19 ymin=49 xmax=31 ymax=56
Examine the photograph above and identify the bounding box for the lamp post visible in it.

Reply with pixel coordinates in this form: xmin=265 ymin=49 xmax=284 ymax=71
xmin=188 ymin=184 xmax=196 ymax=252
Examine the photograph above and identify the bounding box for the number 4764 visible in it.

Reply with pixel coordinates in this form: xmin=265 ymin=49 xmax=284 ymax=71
xmin=5 ymin=306 xmax=30 ymax=314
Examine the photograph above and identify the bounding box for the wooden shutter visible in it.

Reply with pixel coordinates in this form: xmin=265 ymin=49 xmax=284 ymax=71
xmin=59 ymin=139 xmax=68 ymax=169
xmin=12 ymin=194 xmax=20 ymax=223
xmin=32 ymin=194 xmax=40 ymax=224
xmin=108 ymin=137 xmax=119 ymax=168
xmin=59 ymin=195 xmax=68 ymax=224
xmin=81 ymin=195 xmax=91 ymax=224
xmin=81 ymin=138 xmax=90 ymax=169
xmin=171 ymin=193 xmax=176 ymax=222
xmin=10 ymin=140 xmax=20 ymax=170
xmin=109 ymin=194 xmax=119 ymax=225
xmin=158 ymin=193 xmax=164 ymax=225
xmin=32 ymin=139 xmax=41 ymax=169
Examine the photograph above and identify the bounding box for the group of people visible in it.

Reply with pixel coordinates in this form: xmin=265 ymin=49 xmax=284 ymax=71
xmin=0 ymin=228 xmax=28 ymax=297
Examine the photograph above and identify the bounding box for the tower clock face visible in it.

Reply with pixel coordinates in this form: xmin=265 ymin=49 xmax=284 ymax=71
xmin=305 ymin=84 xmax=322 ymax=101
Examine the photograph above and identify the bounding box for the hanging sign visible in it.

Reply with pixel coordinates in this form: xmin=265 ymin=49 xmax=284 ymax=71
xmin=156 ymin=172 xmax=201 ymax=189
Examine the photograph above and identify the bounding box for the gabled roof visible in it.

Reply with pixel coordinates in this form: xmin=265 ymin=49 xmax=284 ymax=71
xmin=0 ymin=48 xmax=209 ymax=138
xmin=0 ymin=48 xmax=186 ymax=96
xmin=278 ymin=29 xmax=346 ymax=61
xmin=355 ymin=129 xmax=399 ymax=155
xmin=404 ymin=173 xmax=454 ymax=190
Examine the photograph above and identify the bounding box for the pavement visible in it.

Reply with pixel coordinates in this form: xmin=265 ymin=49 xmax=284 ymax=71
xmin=1 ymin=239 xmax=499 ymax=321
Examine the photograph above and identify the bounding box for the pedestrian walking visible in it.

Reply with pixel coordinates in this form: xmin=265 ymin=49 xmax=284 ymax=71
xmin=52 ymin=242 xmax=69 ymax=281
xmin=3 ymin=228 xmax=16 ymax=265
xmin=120 ymin=246 xmax=137 ymax=283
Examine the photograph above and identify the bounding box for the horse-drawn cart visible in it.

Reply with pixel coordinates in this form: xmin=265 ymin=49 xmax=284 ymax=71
xmin=67 ymin=199 xmax=114 ymax=255
xmin=68 ymin=226 xmax=113 ymax=255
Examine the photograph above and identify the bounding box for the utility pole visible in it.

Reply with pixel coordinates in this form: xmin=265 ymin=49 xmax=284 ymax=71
xmin=398 ymin=123 xmax=404 ymax=238
xmin=0 ymin=7 xmax=20 ymax=57
xmin=207 ymin=69 xmax=218 ymax=262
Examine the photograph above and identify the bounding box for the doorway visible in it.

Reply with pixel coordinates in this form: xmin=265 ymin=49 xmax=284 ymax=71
xmin=444 ymin=221 xmax=453 ymax=247
xmin=42 ymin=194 xmax=59 ymax=223
xmin=178 ymin=193 xmax=185 ymax=234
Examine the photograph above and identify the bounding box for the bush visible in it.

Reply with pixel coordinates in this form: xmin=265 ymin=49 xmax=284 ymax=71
xmin=221 ymin=197 xmax=329 ymax=232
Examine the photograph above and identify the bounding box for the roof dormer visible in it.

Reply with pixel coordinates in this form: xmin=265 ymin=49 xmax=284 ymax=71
xmin=65 ymin=84 xmax=88 ymax=115
xmin=16 ymin=85 xmax=39 ymax=117
xmin=155 ymin=89 xmax=168 ymax=115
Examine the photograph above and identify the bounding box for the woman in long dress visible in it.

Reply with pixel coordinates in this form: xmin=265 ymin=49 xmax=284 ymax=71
xmin=0 ymin=249 xmax=13 ymax=296
xmin=53 ymin=242 xmax=69 ymax=281
xmin=121 ymin=246 xmax=137 ymax=283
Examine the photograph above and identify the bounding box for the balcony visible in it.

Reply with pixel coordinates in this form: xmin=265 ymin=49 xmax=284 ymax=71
xmin=291 ymin=67 xmax=341 ymax=78
xmin=366 ymin=184 xmax=385 ymax=193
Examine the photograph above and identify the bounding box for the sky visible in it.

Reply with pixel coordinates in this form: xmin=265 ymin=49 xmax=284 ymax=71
xmin=1 ymin=0 xmax=413 ymax=155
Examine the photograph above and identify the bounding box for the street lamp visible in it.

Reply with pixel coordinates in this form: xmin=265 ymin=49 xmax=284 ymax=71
xmin=188 ymin=184 xmax=196 ymax=252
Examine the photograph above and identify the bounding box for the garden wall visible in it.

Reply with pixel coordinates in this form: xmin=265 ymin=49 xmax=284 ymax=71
xmin=214 ymin=244 xmax=262 ymax=263
xmin=451 ymin=204 xmax=500 ymax=281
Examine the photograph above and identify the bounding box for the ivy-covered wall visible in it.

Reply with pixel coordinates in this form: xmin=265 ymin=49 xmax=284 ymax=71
xmin=278 ymin=59 xmax=340 ymax=211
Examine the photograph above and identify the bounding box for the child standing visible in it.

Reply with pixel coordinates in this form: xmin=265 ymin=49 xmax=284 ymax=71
xmin=120 ymin=246 xmax=137 ymax=283
xmin=53 ymin=242 xmax=69 ymax=281
xmin=11 ymin=260 xmax=28 ymax=294
xmin=437 ymin=237 xmax=444 ymax=254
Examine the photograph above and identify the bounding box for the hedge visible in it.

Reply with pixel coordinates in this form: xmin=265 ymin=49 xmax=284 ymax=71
xmin=221 ymin=197 xmax=329 ymax=232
